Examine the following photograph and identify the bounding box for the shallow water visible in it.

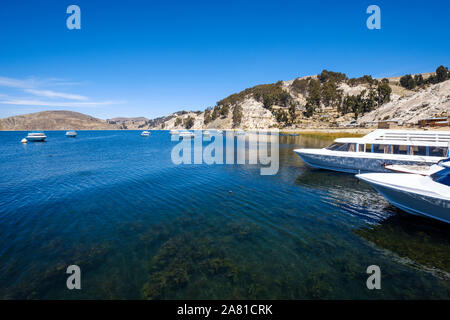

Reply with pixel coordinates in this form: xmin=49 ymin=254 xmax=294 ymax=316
xmin=0 ymin=130 xmax=449 ymax=299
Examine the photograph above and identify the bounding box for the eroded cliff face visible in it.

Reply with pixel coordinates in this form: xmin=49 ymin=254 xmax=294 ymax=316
xmin=356 ymin=79 xmax=450 ymax=126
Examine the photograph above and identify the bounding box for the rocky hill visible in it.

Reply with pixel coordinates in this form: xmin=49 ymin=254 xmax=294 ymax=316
xmin=356 ymin=79 xmax=450 ymax=126
xmin=0 ymin=110 xmax=117 ymax=130
xmin=149 ymin=66 xmax=449 ymax=130
xmin=1 ymin=67 xmax=448 ymax=131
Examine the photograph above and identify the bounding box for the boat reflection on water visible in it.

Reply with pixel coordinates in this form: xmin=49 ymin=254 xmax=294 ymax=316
xmin=354 ymin=214 xmax=450 ymax=279
xmin=294 ymin=169 xmax=390 ymax=222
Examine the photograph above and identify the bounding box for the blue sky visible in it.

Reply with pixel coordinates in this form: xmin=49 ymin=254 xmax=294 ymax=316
xmin=0 ymin=0 xmax=449 ymax=119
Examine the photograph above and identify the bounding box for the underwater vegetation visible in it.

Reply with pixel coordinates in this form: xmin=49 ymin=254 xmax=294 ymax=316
xmin=140 ymin=213 xmax=263 ymax=300
xmin=0 ymin=241 xmax=111 ymax=299
xmin=354 ymin=215 xmax=450 ymax=278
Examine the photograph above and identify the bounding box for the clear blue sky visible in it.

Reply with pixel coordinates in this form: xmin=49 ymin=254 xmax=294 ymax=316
xmin=0 ymin=0 xmax=449 ymax=119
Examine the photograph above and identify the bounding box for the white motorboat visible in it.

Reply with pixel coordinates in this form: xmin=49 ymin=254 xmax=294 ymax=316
xmin=356 ymin=160 xmax=450 ymax=224
xmin=65 ymin=131 xmax=77 ymax=137
xmin=294 ymin=129 xmax=450 ymax=173
xmin=235 ymin=129 xmax=246 ymax=136
xmin=140 ymin=131 xmax=150 ymax=137
xmin=25 ymin=132 xmax=47 ymax=142
xmin=384 ymin=163 xmax=444 ymax=176
xmin=179 ymin=130 xmax=195 ymax=138
xmin=203 ymin=130 xmax=211 ymax=136
xmin=170 ymin=129 xmax=179 ymax=135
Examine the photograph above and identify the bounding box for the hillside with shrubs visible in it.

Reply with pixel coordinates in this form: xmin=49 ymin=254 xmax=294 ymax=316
xmin=149 ymin=65 xmax=449 ymax=130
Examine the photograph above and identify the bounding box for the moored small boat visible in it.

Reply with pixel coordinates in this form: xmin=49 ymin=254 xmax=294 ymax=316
xmin=179 ymin=130 xmax=195 ymax=138
xmin=357 ymin=160 xmax=450 ymax=224
xmin=26 ymin=132 xmax=47 ymax=142
xmin=140 ymin=131 xmax=150 ymax=137
xmin=65 ymin=131 xmax=77 ymax=137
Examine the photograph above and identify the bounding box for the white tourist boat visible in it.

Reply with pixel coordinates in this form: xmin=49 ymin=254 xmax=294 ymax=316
xmin=65 ymin=131 xmax=77 ymax=137
xmin=356 ymin=160 xmax=450 ymax=224
xmin=170 ymin=129 xmax=179 ymax=135
xmin=294 ymin=130 xmax=450 ymax=173
xmin=25 ymin=132 xmax=47 ymax=142
xmin=179 ymin=130 xmax=195 ymax=138
xmin=140 ymin=131 xmax=150 ymax=136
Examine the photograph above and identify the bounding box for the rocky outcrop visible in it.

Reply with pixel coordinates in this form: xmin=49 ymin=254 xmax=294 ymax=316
xmin=356 ymin=80 xmax=450 ymax=125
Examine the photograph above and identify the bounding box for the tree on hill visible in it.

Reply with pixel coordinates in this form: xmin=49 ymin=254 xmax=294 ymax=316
xmin=399 ymin=74 xmax=416 ymax=90
xmin=211 ymin=106 xmax=220 ymax=120
xmin=274 ymin=108 xmax=289 ymax=124
xmin=291 ymin=78 xmax=309 ymax=95
xmin=204 ymin=108 xmax=212 ymax=125
xmin=184 ymin=116 xmax=194 ymax=129
xmin=232 ymin=105 xmax=243 ymax=128
xmin=288 ymin=102 xmax=297 ymax=124
xmin=376 ymin=81 xmax=392 ymax=106
xmin=174 ymin=117 xmax=182 ymax=126
xmin=318 ymin=70 xmax=347 ymax=83
xmin=220 ymin=104 xmax=230 ymax=118
xmin=436 ymin=65 xmax=449 ymax=83
xmin=414 ymin=74 xmax=424 ymax=86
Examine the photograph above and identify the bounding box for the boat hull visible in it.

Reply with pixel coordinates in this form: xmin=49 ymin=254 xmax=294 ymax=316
xmin=294 ymin=149 xmax=440 ymax=174
xmin=358 ymin=175 xmax=450 ymax=224
xmin=26 ymin=137 xmax=46 ymax=142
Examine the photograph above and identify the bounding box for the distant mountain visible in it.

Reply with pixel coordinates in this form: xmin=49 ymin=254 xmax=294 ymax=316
xmin=0 ymin=110 xmax=117 ymax=131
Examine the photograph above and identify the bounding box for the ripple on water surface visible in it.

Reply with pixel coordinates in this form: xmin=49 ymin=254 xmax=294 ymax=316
xmin=0 ymin=131 xmax=449 ymax=299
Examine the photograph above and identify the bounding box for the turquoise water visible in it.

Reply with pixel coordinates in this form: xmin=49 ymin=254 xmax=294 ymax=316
xmin=0 ymin=130 xmax=449 ymax=299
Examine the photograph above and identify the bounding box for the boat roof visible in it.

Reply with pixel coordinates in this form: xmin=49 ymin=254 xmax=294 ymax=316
xmin=334 ymin=129 xmax=450 ymax=147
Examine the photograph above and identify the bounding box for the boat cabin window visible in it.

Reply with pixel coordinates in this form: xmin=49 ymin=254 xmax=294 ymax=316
xmin=326 ymin=143 xmax=357 ymax=152
xmin=429 ymin=147 xmax=448 ymax=157
xmin=431 ymin=168 xmax=450 ymax=186
xmin=409 ymin=146 xmax=427 ymax=156
xmin=371 ymin=144 xmax=385 ymax=154
xmin=392 ymin=145 xmax=408 ymax=155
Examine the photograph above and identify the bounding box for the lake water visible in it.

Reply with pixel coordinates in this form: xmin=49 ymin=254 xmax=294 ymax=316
xmin=0 ymin=130 xmax=449 ymax=299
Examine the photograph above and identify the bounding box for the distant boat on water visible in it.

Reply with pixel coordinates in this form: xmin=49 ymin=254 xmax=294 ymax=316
xmin=179 ymin=130 xmax=195 ymax=138
xmin=294 ymin=129 xmax=450 ymax=173
xmin=26 ymin=132 xmax=47 ymax=142
xmin=357 ymin=159 xmax=450 ymax=224
xmin=170 ymin=129 xmax=179 ymax=135
xmin=65 ymin=131 xmax=77 ymax=137
xmin=140 ymin=131 xmax=150 ymax=137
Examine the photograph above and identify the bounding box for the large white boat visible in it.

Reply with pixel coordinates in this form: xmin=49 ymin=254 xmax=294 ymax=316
xmin=170 ymin=129 xmax=179 ymax=135
xmin=357 ymin=160 xmax=450 ymax=224
xmin=26 ymin=132 xmax=47 ymax=142
xmin=65 ymin=131 xmax=77 ymax=137
xmin=294 ymin=130 xmax=450 ymax=173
